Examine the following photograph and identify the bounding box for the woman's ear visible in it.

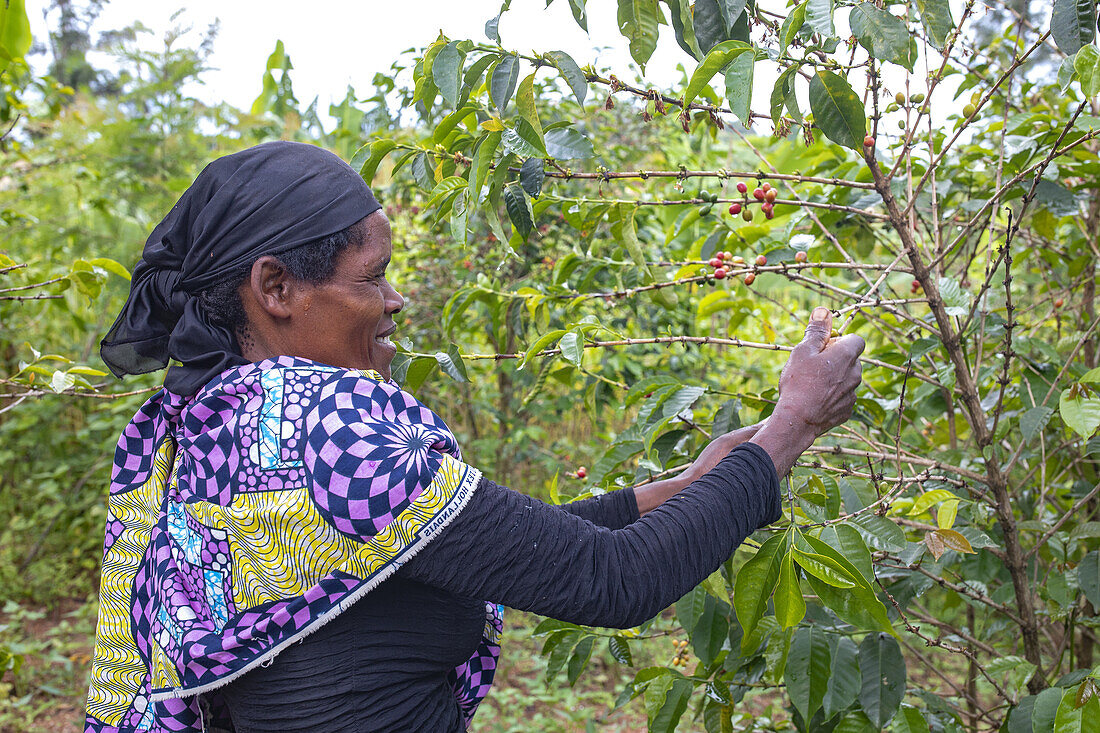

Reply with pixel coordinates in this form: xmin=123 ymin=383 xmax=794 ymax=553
xmin=246 ymin=256 xmax=297 ymax=320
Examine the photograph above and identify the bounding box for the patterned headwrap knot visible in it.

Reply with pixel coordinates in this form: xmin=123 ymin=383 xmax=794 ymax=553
xmin=100 ymin=140 xmax=381 ymax=395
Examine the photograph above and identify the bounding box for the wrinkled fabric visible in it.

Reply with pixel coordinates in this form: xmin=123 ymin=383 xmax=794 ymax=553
xmin=100 ymin=142 xmax=380 ymax=395
xmin=84 ymin=357 xmax=498 ymax=733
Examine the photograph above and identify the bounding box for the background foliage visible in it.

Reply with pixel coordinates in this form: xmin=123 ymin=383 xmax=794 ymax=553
xmin=5 ymin=0 xmax=1100 ymax=730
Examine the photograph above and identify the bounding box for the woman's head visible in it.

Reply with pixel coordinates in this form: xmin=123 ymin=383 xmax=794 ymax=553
xmin=102 ymin=141 xmax=388 ymax=394
xmin=200 ymin=210 xmax=404 ymax=379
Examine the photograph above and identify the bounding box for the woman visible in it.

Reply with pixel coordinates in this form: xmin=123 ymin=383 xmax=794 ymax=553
xmin=86 ymin=141 xmax=863 ymax=732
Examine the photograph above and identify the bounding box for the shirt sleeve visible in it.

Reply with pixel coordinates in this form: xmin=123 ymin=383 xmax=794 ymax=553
xmin=398 ymin=443 xmax=781 ymax=629
xmin=557 ymin=488 xmax=639 ymax=529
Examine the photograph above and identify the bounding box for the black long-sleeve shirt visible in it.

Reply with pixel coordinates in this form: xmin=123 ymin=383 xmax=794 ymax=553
xmin=218 ymin=443 xmax=780 ymax=732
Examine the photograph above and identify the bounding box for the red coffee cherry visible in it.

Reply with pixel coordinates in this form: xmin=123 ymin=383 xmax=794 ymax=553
xmin=765 ymin=189 xmax=777 ymax=203
xmin=736 ymin=182 xmax=748 ymax=194
xmin=709 ymin=257 xmax=722 ymax=268
xmin=576 ymin=466 xmax=587 ymax=479
xmin=755 ymin=254 xmax=768 ymax=266
xmin=729 ymin=202 xmax=742 ymax=215
xmin=714 ymin=267 xmax=728 ymax=279
xmin=744 ymin=273 xmax=756 ymax=285
xmin=794 ymin=251 xmax=807 ymax=263
xmin=753 ymin=188 xmax=766 ymax=201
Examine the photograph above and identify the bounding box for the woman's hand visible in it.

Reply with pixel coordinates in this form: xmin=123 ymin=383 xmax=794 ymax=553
xmin=751 ymin=306 xmax=864 ymax=476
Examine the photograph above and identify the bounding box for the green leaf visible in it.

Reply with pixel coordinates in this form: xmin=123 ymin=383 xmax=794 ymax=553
xmin=520 ymin=158 xmax=545 ymax=197
xmin=504 ymin=183 xmax=534 ymax=239
xmin=858 ymin=633 xmax=906 ymax=728
xmin=677 ymin=586 xmax=730 ymax=666
xmin=786 ymin=626 xmax=832 ymax=722
xmin=503 ymin=118 xmax=547 ymax=158
xmin=818 ymin=524 xmax=873 ymax=583
xmin=792 ymin=548 xmax=859 ymax=588
xmin=617 ymin=0 xmax=662 ymax=70
xmin=610 ymin=204 xmax=677 ymax=309
xmin=937 ymin=276 xmax=972 ymax=316
xmin=849 ymin=3 xmax=917 ymax=71
xmin=87 ymin=258 xmax=131 ymax=281
xmin=434 ymin=344 xmax=469 ymax=382
xmin=609 ymin=636 xmax=633 ymax=665
xmin=490 ymin=55 xmax=520 ymax=114
xmin=693 ymin=0 xmax=729 ymax=54
xmin=516 ymin=72 xmax=543 ymax=136
xmin=1021 ymin=405 xmax=1056 ymax=443
xmin=567 ymin=635 xmax=595 ymax=686
xmin=1052 ymin=0 xmax=1098 ymax=55
xmin=774 ymin=551 xmax=806 ymax=627
xmin=806 ymin=0 xmax=835 ymax=37
xmin=724 ymin=51 xmax=755 ymax=126
xmin=808 ymin=71 xmax=866 ymax=150
xmin=1075 ymin=45 xmax=1100 ymax=97
xmin=779 ymin=3 xmax=807 ymax=56
xmin=432 ymin=41 xmax=466 ymax=107
xmin=770 ymin=66 xmax=799 ymax=127
xmin=544 ymin=125 xmax=596 ymax=160
xmin=469 ymin=131 xmax=502 ymax=204
xmin=1054 ymin=687 xmax=1100 ymax=731
xmin=663 ymin=0 xmax=701 ymax=58
xmin=824 ymin=637 xmax=861 ymax=719
xmin=0 ymin=0 xmax=32 ymax=62
xmin=916 ymin=0 xmax=954 ymax=50
xmin=649 ymin=677 xmax=693 ymax=733
xmin=352 ymin=139 xmax=398 ymax=185
xmin=1033 ymin=687 xmax=1064 ymax=732
xmin=1060 ymin=388 xmax=1100 ymax=437
xmin=849 ymin=513 xmax=907 ymax=553
xmin=733 ymin=534 xmax=786 ymax=652
xmin=892 ymin=705 xmax=931 ymax=733
xmin=547 ymin=50 xmax=588 ymax=106
xmin=684 ymin=40 xmax=751 ymax=108
xmin=403 ymin=357 xmax=436 ymax=393
xmin=559 ymin=331 xmax=584 ymax=366
xmin=908 ymin=488 xmax=959 ymax=516
xmin=716 ymin=0 xmax=749 ymax=31
xmin=567 ymin=0 xmax=589 ymax=31
xmin=1079 ymin=551 xmax=1100 ymax=608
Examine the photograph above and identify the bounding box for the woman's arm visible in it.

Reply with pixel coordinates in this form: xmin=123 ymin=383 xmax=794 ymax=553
xmin=398 ymin=444 xmax=780 ymax=629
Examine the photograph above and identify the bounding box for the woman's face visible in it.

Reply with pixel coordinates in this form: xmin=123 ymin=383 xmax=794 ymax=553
xmin=292 ymin=210 xmax=405 ymax=378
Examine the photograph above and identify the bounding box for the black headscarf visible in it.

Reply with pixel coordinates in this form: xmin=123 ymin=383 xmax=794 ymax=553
xmin=101 ymin=140 xmax=381 ymax=396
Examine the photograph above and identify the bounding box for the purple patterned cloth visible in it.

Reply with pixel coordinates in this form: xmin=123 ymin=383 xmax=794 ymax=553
xmin=85 ymin=356 xmax=499 ymax=732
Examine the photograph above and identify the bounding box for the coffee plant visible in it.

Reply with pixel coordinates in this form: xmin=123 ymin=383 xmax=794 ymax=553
xmin=350 ymin=0 xmax=1100 ymax=730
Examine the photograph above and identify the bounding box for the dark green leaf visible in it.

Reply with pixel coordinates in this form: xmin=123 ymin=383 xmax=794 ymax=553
xmin=1031 ymin=687 xmax=1063 ymax=731
xmin=849 ymin=3 xmax=917 ymax=70
xmin=770 ymin=67 xmax=798 ymax=127
xmin=609 ymin=636 xmax=633 ymax=665
xmin=350 ymin=139 xmax=398 ymax=184
xmin=1079 ymin=551 xmax=1100 ymax=607
xmin=808 ymin=70 xmax=867 ymax=149
xmin=786 ymin=626 xmax=832 ymax=722
xmin=490 ymin=55 xmax=520 ymax=113
xmin=1021 ymin=405 xmax=1055 ymax=443
xmin=858 ymin=633 xmax=906 ymax=728
xmin=774 ymin=552 xmax=805 ymax=629
xmin=504 ymin=183 xmax=534 ymax=238
xmin=892 ymin=705 xmax=931 ymax=733
xmin=547 ymin=50 xmax=588 ymax=106
xmin=824 ymin=637 xmax=860 ymax=719
xmin=520 ymin=158 xmax=545 ymax=197
xmin=432 ymin=41 xmax=466 ymax=107
xmin=712 ymin=399 xmax=742 ymax=435
xmin=435 ymin=344 xmax=469 ymax=382
xmin=848 ymin=513 xmax=907 ymax=553
xmin=693 ymin=0 xmax=729 ymax=54
xmin=544 ymin=125 xmax=596 ymax=159
xmin=1052 ymin=0 xmax=1097 ymax=55
xmin=559 ymin=331 xmax=584 ymax=366
xmin=677 ymin=586 xmax=730 ymax=666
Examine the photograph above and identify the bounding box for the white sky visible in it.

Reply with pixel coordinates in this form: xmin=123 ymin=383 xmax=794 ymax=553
xmin=27 ymin=1 xmax=695 ymax=113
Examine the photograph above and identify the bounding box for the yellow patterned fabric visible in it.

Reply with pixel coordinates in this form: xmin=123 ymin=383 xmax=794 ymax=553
xmin=84 ymin=358 xmax=493 ymax=733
